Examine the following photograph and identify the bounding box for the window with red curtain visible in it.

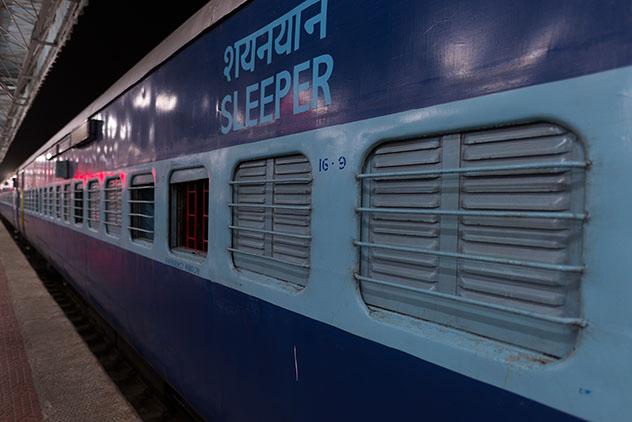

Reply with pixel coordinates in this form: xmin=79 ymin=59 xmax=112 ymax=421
xmin=171 ymin=178 xmax=208 ymax=255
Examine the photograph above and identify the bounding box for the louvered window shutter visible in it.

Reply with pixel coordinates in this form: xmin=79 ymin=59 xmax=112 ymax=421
xmin=231 ymin=154 xmax=312 ymax=287
xmin=104 ymin=177 xmax=122 ymax=236
xmin=359 ymin=137 xmax=443 ymax=313
xmin=358 ymin=123 xmax=586 ymax=357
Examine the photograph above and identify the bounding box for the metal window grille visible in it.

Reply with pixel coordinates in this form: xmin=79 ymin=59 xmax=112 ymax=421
xmin=356 ymin=123 xmax=587 ymax=357
xmin=87 ymin=180 xmax=100 ymax=229
xmin=55 ymin=186 xmax=61 ymax=219
xmin=73 ymin=182 xmax=83 ymax=224
xmin=171 ymin=177 xmax=208 ymax=255
xmin=47 ymin=186 xmax=53 ymax=216
xmin=129 ymin=174 xmax=154 ymax=243
xmin=104 ymin=177 xmax=122 ymax=236
xmin=63 ymin=184 xmax=70 ymax=222
xmin=37 ymin=189 xmax=41 ymax=213
xmin=230 ymin=154 xmax=312 ymax=287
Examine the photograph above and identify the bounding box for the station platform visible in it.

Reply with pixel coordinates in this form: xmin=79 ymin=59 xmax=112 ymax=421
xmin=0 ymin=223 xmax=139 ymax=421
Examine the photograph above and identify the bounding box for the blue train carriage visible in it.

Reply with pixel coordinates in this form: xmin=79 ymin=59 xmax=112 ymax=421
xmin=3 ymin=0 xmax=632 ymax=420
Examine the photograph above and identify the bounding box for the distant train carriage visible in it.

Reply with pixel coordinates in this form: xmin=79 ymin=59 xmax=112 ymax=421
xmin=1 ymin=0 xmax=631 ymax=420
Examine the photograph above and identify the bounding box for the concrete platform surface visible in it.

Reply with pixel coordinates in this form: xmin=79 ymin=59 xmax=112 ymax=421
xmin=0 ymin=223 xmax=139 ymax=422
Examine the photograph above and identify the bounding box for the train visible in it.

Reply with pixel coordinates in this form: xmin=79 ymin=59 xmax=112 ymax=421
xmin=1 ymin=0 xmax=631 ymax=420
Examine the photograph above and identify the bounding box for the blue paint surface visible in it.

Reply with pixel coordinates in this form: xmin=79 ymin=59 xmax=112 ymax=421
xmin=56 ymin=0 xmax=632 ymax=174
xmin=16 ymin=213 xmax=576 ymax=421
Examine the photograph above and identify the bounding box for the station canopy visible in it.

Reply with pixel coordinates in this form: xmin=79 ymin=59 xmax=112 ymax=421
xmin=0 ymin=0 xmax=86 ymax=163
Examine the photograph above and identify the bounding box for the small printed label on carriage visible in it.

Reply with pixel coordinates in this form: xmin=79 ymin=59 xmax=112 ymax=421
xmin=165 ymin=256 xmax=201 ymax=275
xmin=317 ymin=156 xmax=346 ymax=172
xmin=219 ymin=0 xmax=333 ymax=134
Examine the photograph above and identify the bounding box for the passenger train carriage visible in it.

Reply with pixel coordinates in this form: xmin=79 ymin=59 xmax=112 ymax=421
xmin=1 ymin=0 xmax=631 ymax=420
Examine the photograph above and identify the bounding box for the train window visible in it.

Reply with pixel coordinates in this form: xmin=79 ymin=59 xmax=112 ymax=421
xmin=230 ymin=154 xmax=312 ymax=287
xmin=356 ymin=123 xmax=587 ymax=357
xmin=55 ymin=186 xmax=61 ymax=219
xmin=104 ymin=177 xmax=122 ymax=236
xmin=169 ymin=168 xmax=208 ymax=256
xmin=41 ymin=188 xmax=47 ymax=215
xmin=73 ymin=182 xmax=84 ymax=224
xmin=129 ymin=173 xmax=154 ymax=243
xmin=87 ymin=180 xmax=100 ymax=230
xmin=24 ymin=190 xmax=31 ymax=211
xmin=48 ymin=186 xmax=54 ymax=217
xmin=63 ymin=184 xmax=70 ymax=222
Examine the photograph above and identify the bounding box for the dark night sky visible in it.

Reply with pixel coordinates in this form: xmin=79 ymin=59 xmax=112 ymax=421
xmin=0 ymin=0 xmax=209 ymax=180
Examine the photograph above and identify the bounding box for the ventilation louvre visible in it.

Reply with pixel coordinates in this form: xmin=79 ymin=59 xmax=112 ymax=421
xmin=231 ymin=154 xmax=312 ymax=287
xmin=358 ymin=123 xmax=587 ymax=357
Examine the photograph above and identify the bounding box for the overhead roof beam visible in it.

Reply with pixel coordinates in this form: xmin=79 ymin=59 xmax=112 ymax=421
xmin=0 ymin=0 xmax=87 ymax=161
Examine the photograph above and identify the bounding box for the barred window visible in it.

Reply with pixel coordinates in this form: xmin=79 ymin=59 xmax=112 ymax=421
xmin=37 ymin=189 xmax=42 ymax=213
xmin=55 ymin=186 xmax=61 ymax=219
xmin=87 ymin=180 xmax=100 ymax=229
xmin=356 ymin=123 xmax=586 ymax=357
xmin=74 ymin=182 xmax=84 ymax=224
xmin=129 ymin=173 xmax=154 ymax=243
xmin=63 ymin=184 xmax=70 ymax=222
xmin=47 ymin=188 xmax=50 ymax=214
xmin=48 ymin=186 xmax=54 ymax=216
xmin=24 ymin=190 xmax=32 ymax=211
xmin=170 ymin=169 xmax=208 ymax=256
xmin=230 ymin=154 xmax=312 ymax=287
xmin=104 ymin=177 xmax=122 ymax=236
